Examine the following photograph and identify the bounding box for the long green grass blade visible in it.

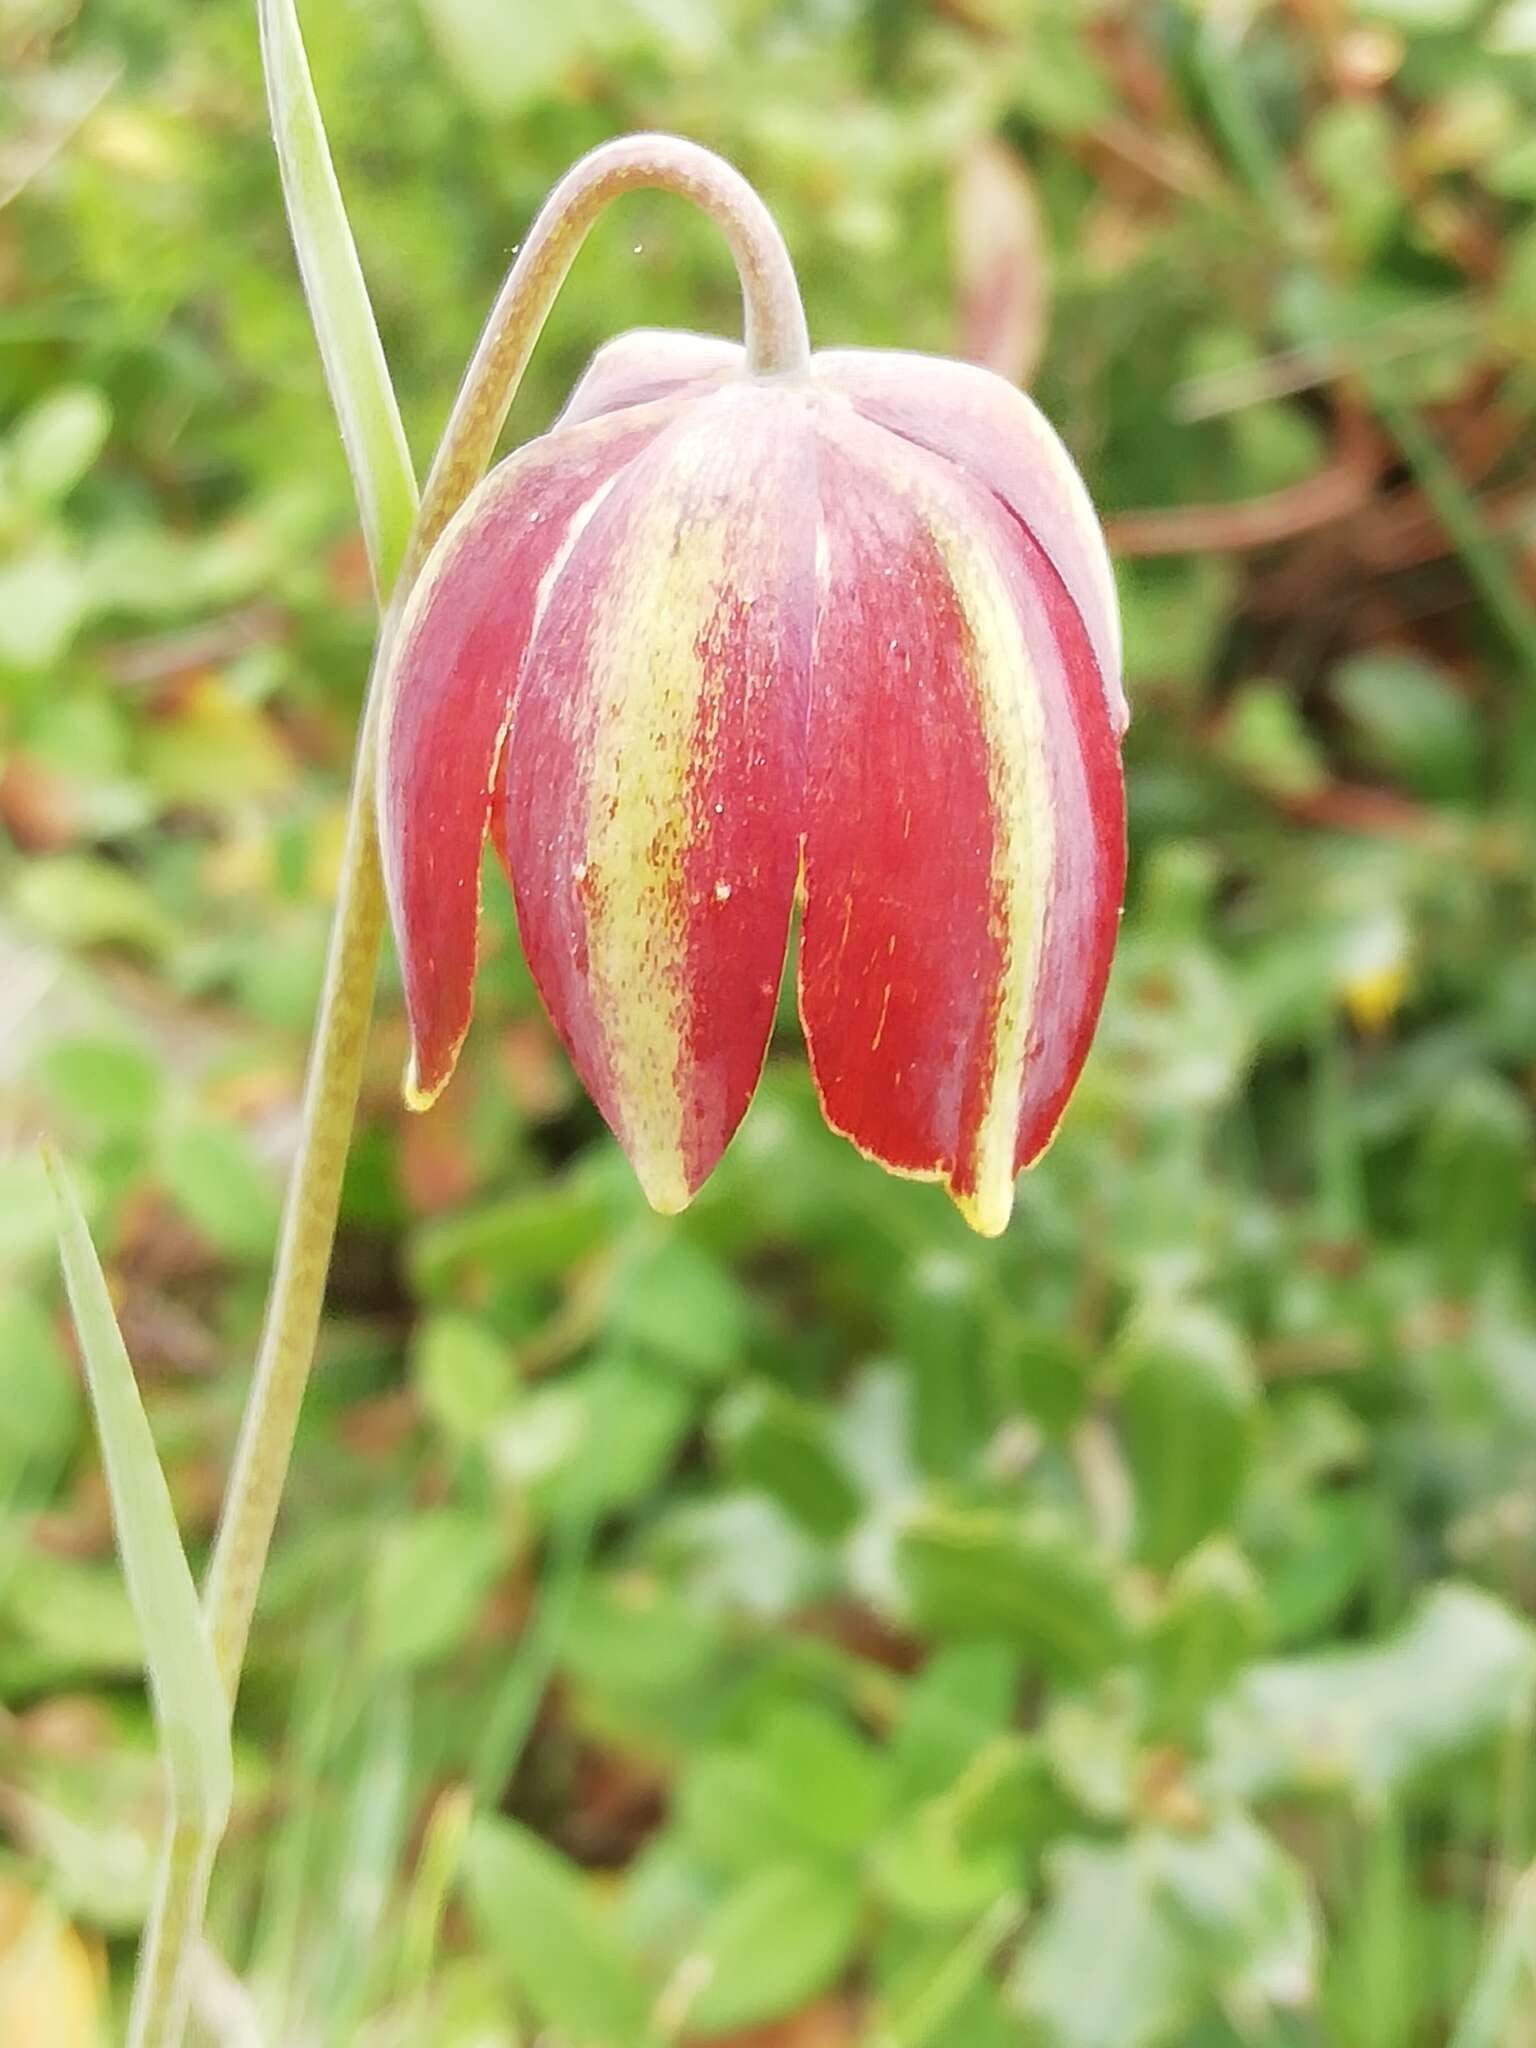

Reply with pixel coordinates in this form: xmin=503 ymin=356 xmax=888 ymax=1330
xmin=1449 ymin=1865 xmax=1536 ymax=2048
xmin=1373 ymin=393 xmax=1536 ymax=688
xmin=257 ymin=0 xmax=418 ymax=597
xmin=45 ymin=1150 xmax=232 ymax=1836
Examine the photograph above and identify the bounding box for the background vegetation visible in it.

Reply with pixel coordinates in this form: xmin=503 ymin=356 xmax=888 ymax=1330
xmin=6 ymin=0 xmax=1536 ymax=2041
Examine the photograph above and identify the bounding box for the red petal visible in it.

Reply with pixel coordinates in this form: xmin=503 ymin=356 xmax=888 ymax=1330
xmin=378 ymin=401 xmax=685 ymax=1107
xmin=559 ymin=329 xmax=743 ymax=429
xmin=800 ymin=403 xmax=1125 ymax=1235
xmin=813 ymin=348 xmax=1126 ymax=735
xmin=502 ymin=385 xmax=815 ymax=1212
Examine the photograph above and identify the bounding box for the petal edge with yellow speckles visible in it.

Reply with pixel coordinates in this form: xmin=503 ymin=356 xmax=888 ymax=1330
xmin=799 ymin=403 xmax=1125 ymax=1237
xmin=502 ymin=385 xmax=817 ymax=1214
xmin=377 ymin=399 xmax=689 ymax=1109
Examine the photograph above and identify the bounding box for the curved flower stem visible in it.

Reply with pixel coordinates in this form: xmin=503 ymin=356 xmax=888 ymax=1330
xmin=411 ymin=132 xmax=810 ymax=571
xmin=128 ymin=132 xmax=807 ymax=2048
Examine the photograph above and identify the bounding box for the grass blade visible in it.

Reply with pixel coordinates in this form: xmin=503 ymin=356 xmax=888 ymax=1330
xmin=257 ymin=0 xmax=418 ymax=597
xmin=1372 ymin=393 xmax=1536 ymax=688
xmin=45 ymin=1149 xmax=232 ymax=1836
xmin=1449 ymin=1865 xmax=1536 ymax=2048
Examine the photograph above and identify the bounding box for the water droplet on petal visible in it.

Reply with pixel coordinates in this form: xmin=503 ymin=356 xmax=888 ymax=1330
xmin=714 ymin=879 xmax=732 ymax=903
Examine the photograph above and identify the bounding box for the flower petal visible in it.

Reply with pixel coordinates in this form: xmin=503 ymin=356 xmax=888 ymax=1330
xmin=800 ymin=402 xmax=1125 ymax=1236
xmin=813 ymin=348 xmax=1126 ymax=735
xmin=559 ymin=328 xmax=744 ymax=429
xmin=503 ymin=385 xmax=815 ymax=1212
xmin=378 ymin=400 xmax=686 ymax=1107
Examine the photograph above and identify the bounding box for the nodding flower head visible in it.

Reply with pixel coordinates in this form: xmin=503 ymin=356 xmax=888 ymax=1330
xmin=377 ymin=148 xmax=1126 ymax=1238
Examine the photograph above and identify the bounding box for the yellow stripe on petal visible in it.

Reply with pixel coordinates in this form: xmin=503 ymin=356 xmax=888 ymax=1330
xmin=815 ymin=348 xmax=1127 ymax=734
xmin=503 ymin=384 xmax=816 ymax=1212
xmin=376 ymin=400 xmax=691 ymax=1111
xmin=800 ymin=394 xmax=1122 ymax=1239
xmin=930 ymin=519 xmax=1055 ymax=1236
xmin=576 ymin=499 xmax=735 ymax=1212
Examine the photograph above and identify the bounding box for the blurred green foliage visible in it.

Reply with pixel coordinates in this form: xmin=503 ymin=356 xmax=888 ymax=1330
xmin=6 ymin=0 xmax=1536 ymax=2042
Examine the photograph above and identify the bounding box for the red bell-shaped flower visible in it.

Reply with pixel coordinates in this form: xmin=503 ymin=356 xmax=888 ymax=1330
xmin=379 ymin=312 xmax=1125 ymax=1236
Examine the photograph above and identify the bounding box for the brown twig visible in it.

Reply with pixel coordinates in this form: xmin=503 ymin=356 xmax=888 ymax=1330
xmin=1106 ymin=446 xmax=1376 ymax=556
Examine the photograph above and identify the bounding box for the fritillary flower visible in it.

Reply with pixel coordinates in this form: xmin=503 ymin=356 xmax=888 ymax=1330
xmin=378 ymin=142 xmax=1125 ymax=1236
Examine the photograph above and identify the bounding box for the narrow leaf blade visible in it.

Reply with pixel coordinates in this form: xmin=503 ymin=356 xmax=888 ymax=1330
xmin=258 ymin=0 xmax=418 ymax=597
xmin=46 ymin=1151 xmax=232 ymax=1834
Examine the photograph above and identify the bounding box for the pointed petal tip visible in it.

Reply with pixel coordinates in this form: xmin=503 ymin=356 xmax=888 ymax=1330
xmin=952 ymin=1175 xmax=1015 ymax=1239
xmin=403 ymin=1051 xmax=453 ymax=1116
xmin=635 ymin=1156 xmax=694 ymax=1218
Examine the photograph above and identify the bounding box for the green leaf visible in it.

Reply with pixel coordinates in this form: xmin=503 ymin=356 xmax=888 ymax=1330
xmin=258 ymin=0 xmax=417 ymax=594
xmin=35 ymin=1035 xmax=162 ymax=1146
xmin=680 ymin=1861 xmax=862 ymax=2036
xmin=0 ymin=1289 xmax=83 ymax=1497
xmin=1305 ymin=100 xmax=1401 ymax=260
xmin=411 ymin=1175 xmax=614 ymax=1294
xmin=872 ymin=1821 xmax=1014 ymax=1929
xmin=1143 ymin=1541 xmax=1267 ymax=1744
xmin=461 ymin=1816 xmax=652 ymax=2047
xmin=878 ymin=1899 xmax=1023 ymax=2048
xmin=11 ymin=853 xmax=175 ymax=957
xmin=609 ymin=1239 xmax=748 ymax=1382
xmin=1416 ymin=1072 xmax=1533 ymax=1295
xmin=159 ymin=1120 xmax=283 ymax=1264
xmin=672 ymin=1704 xmax=890 ymax=1875
xmin=412 ymin=1312 xmax=515 ymax=1442
xmin=890 ymin=1253 xmax=991 ymax=1475
xmin=1117 ymin=1304 xmax=1259 ymax=1570
xmin=1147 ymin=1813 xmax=1317 ymax=2016
xmin=1217 ymin=682 xmax=1329 ymax=802
xmin=888 ymin=1645 xmax=1021 ymax=1806
xmin=1331 ymin=650 xmax=1480 ymax=802
xmin=8 ymin=386 xmax=112 ymax=506
xmin=366 ymin=1509 xmax=504 ymax=1669
xmin=0 ymin=551 xmax=91 ymax=669
xmin=415 ymin=0 xmax=597 ymax=115
xmin=490 ymin=1356 xmax=693 ymax=1525
xmin=1209 ymin=1585 xmax=1536 ymax=1804
xmin=1012 ymin=1839 xmax=1196 ymax=2048
xmin=675 ymin=1747 xmax=821 ymax=1875
xmin=561 ymin=1576 xmax=725 ymax=1703
xmin=758 ymin=1702 xmax=890 ymax=1854
xmin=873 ymin=1745 xmax=1038 ymax=1923
xmin=0 ymin=1550 xmax=143 ymax=1688
xmin=45 ymin=1152 xmax=231 ymax=1835
xmin=716 ymin=1382 xmax=863 ymax=1540
xmin=897 ymin=1508 xmax=1131 ymax=1679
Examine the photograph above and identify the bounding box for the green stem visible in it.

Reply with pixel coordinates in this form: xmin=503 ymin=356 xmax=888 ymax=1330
xmin=128 ymin=131 xmax=808 ymax=2048
xmin=200 ymin=714 xmax=388 ymax=1696
xmin=126 ymin=1826 xmax=218 ymax=2048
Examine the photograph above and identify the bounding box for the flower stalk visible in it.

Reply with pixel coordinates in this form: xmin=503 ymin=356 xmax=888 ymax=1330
xmin=128 ymin=129 xmax=812 ymax=2047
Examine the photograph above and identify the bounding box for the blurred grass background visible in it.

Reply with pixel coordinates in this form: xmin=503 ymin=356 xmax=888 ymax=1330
xmin=7 ymin=0 xmax=1536 ymax=2041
